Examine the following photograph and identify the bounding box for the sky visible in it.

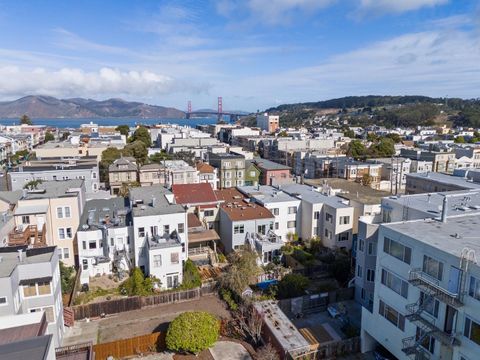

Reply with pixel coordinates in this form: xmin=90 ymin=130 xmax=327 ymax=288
xmin=0 ymin=0 xmax=478 ymax=111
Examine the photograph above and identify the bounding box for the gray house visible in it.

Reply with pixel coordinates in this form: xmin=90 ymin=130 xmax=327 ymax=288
xmin=208 ymin=153 xmax=245 ymax=189
xmin=0 ymin=246 xmax=64 ymax=347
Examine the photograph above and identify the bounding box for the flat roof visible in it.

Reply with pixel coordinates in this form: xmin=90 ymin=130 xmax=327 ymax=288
xmin=0 ymin=334 xmax=52 ymax=360
xmin=305 ymin=178 xmax=390 ymax=205
xmin=14 ymin=204 xmax=49 ymax=216
xmin=282 ymin=184 xmax=351 ymax=208
xmin=407 ymin=172 xmax=480 ymax=190
xmin=0 ymin=247 xmax=55 ymax=278
xmin=383 ymin=215 xmax=480 ymax=259
xmin=130 ymin=185 xmax=185 ymax=217
xmin=172 ymin=183 xmax=218 ymax=205
xmin=79 ymin=198 xmax=130 ymax=230
xmin=253 ymin=157 xmax=291 ymax=171
xmin=238 ymin=185 xmax=300 ymax=204
xmin=8 ymin=180 xmax=84 ymax=200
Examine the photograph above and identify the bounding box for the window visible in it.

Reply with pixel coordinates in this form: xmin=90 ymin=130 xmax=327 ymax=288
xmin=258 ymin=225 xmax=267 ymax=235
xmin=204 ymin=210 xmax=214 ymax=217
xmin=29 ymin=307 xmax=54 ymax=323
xmin=423 ymin=255 xmax=443 ymax=281
xmin=416 ymin=327 xmax=435 ymax=353
xmin=325 ymin=213 xmax=333 ymax=223
xmin=383 ymin=237 xmax=411 ymax=264
xmin=464 ymin=317 xmax=480 ymax=345
xmin=324 ymin=229 xmax=332 ymax=239
xmin=338 ymin=232 xmax=349 ymax=241
xmin=469 ymin=276 xmax=480 ymax=301
xmin=379 ymin=300 xmax=405 ymax=331
xmin=314 ymin=211 xmax=320 ymax=220
xmin=250 ymin=171 xmax=256 ymax=177
xmin=150 ymin=226 xmax=158 ymax=236
xmin=358 ymin=239 xmax=364 ymax=252
xmin=82 ymin=241 xmax=86 ymax=250
xmin=23 ymin=283 xmax=37 ymax=297
xmin=66 ymin=227 xmax=72 ymax=238
xmin=58 ymin=228 xmax=65 ymax=240
xmin=153 ymin=255 xmax=162 ymax=267
xmin=381 ymin=269 xmax=409 ymax=298
xmin=275 ymin=222 xmax=279 ymax=230
xmin=0 ymin=297 xmax=7 ymax=306
xmin=171 ymin=252 xmax=179 ymax=264
xmin=288 ymin=206 xmax=297 ymax=214
xmin=287 ymin=221 xmax=296 ymax=229
xmin=234 ymin=225 xmax=244 ymax=234
xmin=82 ymin=259 xmax=88 ymax=271
xmin=57 ymin=207 xmax=63 ymax=218
xmin=89 ymin=241 xmax=96 ymax=249
xmin=178 ymin=223 xmax=184 ymax=234
xmin=339 ymin=216 xmax=350 ymax=225
xmin=22 ymin=215 xmax=30 ymax=224
xmin=167 ymin=274 xmax=179 ymax=288
xmin=37 ymin=282 xmax=51 ymax=295
xmin=420 ymin=291 xmax=439 ymax=318
xmin=23 ymin=281 xmax=51 ymax=297
xmin=357 ymin=265 xmax=363 ymax=278
xmin=138 ymin=227 xmax=145 ymax=237
xmin=368 ymin=242 xmax=377 ymax=256
xmin=65 ymin=207 xmax=71 ymax=218
xmin=272 ymin=208 xmax=279 ymax=216
xmin=63 ymin=248 xmax=70 ymax=259
xmin=92 ymin=172 xmax=97 ymax=179
xmin=382 ymin=210 xmax=392 ymax=223
xmin=163 ymin=225 xmax=170 ymax=235
xmin=367 ymin=269 xmax=375 ymax=282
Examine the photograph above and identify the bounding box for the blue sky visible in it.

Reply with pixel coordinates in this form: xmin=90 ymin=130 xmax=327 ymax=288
xmin=0 ymin=0 xmax=478 ymax=111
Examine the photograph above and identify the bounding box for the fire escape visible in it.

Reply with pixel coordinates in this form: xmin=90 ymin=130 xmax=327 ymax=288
xmin=401 ymin=248 xmax=475 ymax=360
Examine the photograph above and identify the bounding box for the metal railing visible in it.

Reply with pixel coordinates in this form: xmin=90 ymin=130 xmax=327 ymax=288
xmin=409 ymin=268 xmax=463 ymax=307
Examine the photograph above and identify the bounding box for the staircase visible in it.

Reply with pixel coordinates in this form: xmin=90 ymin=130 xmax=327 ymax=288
xmin=409 ymin=269 xmax=463 ymax=308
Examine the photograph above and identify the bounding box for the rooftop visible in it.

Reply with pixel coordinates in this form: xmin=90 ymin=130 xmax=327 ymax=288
xmin=220 ymin=198 xmax=274 ymax=222
xmin=214 ymin=188 xmax=246 ymax=203
xmin=147 ymin=232 xmax=182 ymax=250
xmin=130 ymin=186 xmax=185 ymax=217
xmin=172 ymin=183 xmax=218 ymax=205
xmin=0 ymin=334 xmax=52 ymax=360
xmin=0 ymin=246 xmax=55 ymax=278
xmin=407 ymin=172 xmax=480 ymax=190
xmin=196 ymin=162 xmax=215 ymax=173
xmin=305 ymin=178 xmax=390 ymax=205
xmin=238 ymin=185 xmax=300 ymax=204
xmin=78 ymin=198 xmax=130 ymax=231
xmin=209 ymin=152 xmax=245 ymax=159
xmin=108 ymin=157 xmax=137 ymax=172
xmin=1 ymin=180 xmax=84 ymax=201
xmin=252 ymin=157 xmax=291 ymax=171
xmin=282 ymin=184 xmax=351 ymax=208
xmin=383 ymin=215 xmax=480 ymax=259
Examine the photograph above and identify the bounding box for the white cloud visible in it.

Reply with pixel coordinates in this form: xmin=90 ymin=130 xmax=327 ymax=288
xmin=0 ymin=67 xmax=181 ymax=99
xmin=52 ymin=28 xmax=128 ymax=54
xmin=355 ymin=0 xmax=449 ymax=17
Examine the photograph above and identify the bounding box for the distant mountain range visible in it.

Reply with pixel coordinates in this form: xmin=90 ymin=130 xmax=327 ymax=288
xmin=0 ymin=95 xmax=185 ymax=118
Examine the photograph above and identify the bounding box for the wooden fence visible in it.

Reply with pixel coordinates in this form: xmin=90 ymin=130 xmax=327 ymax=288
xmin=93 ymin=332 xmax=165 ymax=360
xmin=73 ymin=283 xmax=216 ymax=320
xmin=288 ymin=337 xmax=360 ymax=360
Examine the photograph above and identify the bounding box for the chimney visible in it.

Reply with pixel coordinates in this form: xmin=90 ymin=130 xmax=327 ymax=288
xmin=17 ymin=249 xmax=23 ymax=262
xmin=441 ymin=195 xmax=448 ymax=223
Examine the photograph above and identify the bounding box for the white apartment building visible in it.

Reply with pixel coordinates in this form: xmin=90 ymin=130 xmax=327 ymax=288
xmin=362 ymin=214 xmax=480 ymax=360
xmin=130 ymin=186 xmax=187 ymax=289
xmin=77 ymin=198 xmax=133 ymax=284
xmin=282 ymin=184 xmax=354 ymax=250
xmin=0 ymin=246 xmax=64 ymax=347
xmin=256 ymin=113 xmax=280 ymax=133
xmin=238 ymin=185 xmax=301 ymax=242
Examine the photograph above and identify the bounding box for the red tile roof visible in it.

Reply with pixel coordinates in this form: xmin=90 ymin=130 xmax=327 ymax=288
xmin=187 ymin=213 xmax=203 ymax=228
xmin=215 ymin=188 xmax=274 ymax=221
xmin=172 ymin=183 xmax=218 ymax=205
xmin=196 ymin=162 xmax=215 ymax=173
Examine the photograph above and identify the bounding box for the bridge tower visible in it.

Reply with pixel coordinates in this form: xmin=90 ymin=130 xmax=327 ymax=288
xmin=186 ymin=100 xmax=192 ymax=119
xmin=217 ymin=97 xmax=223 ymax=122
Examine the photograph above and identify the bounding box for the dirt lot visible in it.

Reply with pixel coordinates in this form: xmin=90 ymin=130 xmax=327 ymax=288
xmin=63 ymin=295 xmax=231 ymax=346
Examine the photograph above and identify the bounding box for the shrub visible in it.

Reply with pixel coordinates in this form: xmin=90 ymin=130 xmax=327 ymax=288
xmin=166 ymin=311 xmax=220 ymax=354
xmin=277 ymin=273 xmax=310 ymax=299
xmin=119 ymin=267 xmax=158 ymax=296
xmin=220 ymin=288 xmax=238 ymax=311
xmin=181 ymin=259 xmax=202 ymax=289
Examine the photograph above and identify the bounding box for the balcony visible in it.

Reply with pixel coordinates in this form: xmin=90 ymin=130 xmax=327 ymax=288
xmin=401 ymin=335 xmax=432 ymax=359
xmin=408 ymin=268 xmax=463 ymax=307
xmin=8 ymin=224 xmax=46 ymax=247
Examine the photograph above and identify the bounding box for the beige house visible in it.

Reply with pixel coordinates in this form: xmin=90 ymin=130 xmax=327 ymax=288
xmin=35 ymin=141 xmax=114 ymax=161
xmin=139 ymin=163 xmax=165 ymax=187
xmin=108 ymin=157 xmax=138 ymax=195
xmin=3 ymin=180 xmax=86 ymax=267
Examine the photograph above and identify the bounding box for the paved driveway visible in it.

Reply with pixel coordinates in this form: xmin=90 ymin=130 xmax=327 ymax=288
xmin=209 ymin=341 xmax=252 ymax=360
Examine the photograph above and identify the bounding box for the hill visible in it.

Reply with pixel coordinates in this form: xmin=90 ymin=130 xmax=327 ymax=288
xmin=264 ymin=95 xmax=480 ymax=128
xmin=0 ymin=95 xmax=185 ymax=118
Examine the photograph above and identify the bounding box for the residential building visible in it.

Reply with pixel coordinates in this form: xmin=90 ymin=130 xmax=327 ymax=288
xmin=369 ymin=157 xmax=411 ymax=193
xmin=35 ymin=141 xmax=116 ymax=161
xmin=361 ymin=214 xmax=480 ymax=360
xmin=139 ymin=163 xmax=165 ymax=187
xmin=400 ymin=148 xmax=456 ymax=173
xmin=8 ymin=156 xmax=99 ymax=193
xmin=238 ymin=185 xmax=300 ymax=242
xmin=162 ymin=160 xmax=199 ymax=188
xmin=217 ymin=188 xmax=282 ymax=264
xmin=108 ymin=157 xmax=138 ymax=195
xmin=218 ymin=126 xmax=261 ymax=144
xmin=410 ymin=159 xmax=433 ymax=174
xmin=130 ymin=186 xmax=187 ymax=289
xmin=336 ymin=159 xmax=382 ymax=190
xmin=0 ymin=246 xmax=64 ymax=346
xmin=208 ymin=153 xmax=245 ymax=189
xmin=455 ymin=147 xmax=480 ymax=169
xmin=4 ymin=180 xmax=86 ymax=267
xmin=196 ymin=162 xmax=218 ymax=190
xmin=405 ymin=172 xmax=480 ymax=194
xmin=256 ymin=113 xmax=280 ymax=133
xmin=252 ymin=158 xmax=293 ymax=186
xmin=76 ymin=198 xmax=133 ymax=284
xmin=244 ymin=160 xmax=261 ymax=186
xmin=282 ymin=184 xmax=355 ymax=250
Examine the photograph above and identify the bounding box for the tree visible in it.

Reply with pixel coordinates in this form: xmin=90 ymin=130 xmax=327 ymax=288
xmin=61 ymin=131 xmax=70 ymax=141
xmin=181 ymin=259 xmax=202 ymax=289
xmin=233 ymin=303 xmax=263 ymax=346
xmin=455 ymin=136 xmax=466 ymax=144
xmin=385 ymin=133 xmax=402 ymax=143
xmin=24 ymin=179 xmax=43 ymax=190
xmin=361 ymin=174 xmax=372 ymax=186
xmin=219 ymin=249 xmax=260 ymax=294
xmin=369 ymin=138 xmax=395 ymax=157
xmin=123 ymin=140 xmax=148 ymax=164
xmin=330 ymin=253 xmax=351 ymax=286
xmin=278 ymin=130 xmax=288 ymax=137
xmin=60 ymin=262 xmax=75 ymax=295
xmin=347 ymin=140 xmax=367 ymax=160
xmin=119 ymin=267 xmax=157 ymax=296
xmin=115 ymin=125 xmax=130 ymax=136
xmin=277 ymin=273 xmax=310 ymax=299
xmin=343 ymin=128 xmax=355 ymax=138
xmin=99 ymin=147 xmax=122 ymax=183
xmin=20 ymin=114 xmax=32 ymax=125
xmin=118 ymin=181 xmax=140 ymax=197
xmin=150 ymin=150 xmax=172 ymax=163
xmin=172 ymin=150 xmax=196 ymax=166
xmin=255 ymin=343 xmax=279 ymax=360
xmin=130 ymin=126 xmax=151 ymax=147
xmin=166 ymin=311 xmax=220 ymax=354
xmin=44 ymin=131 xmax=55 ymax=142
